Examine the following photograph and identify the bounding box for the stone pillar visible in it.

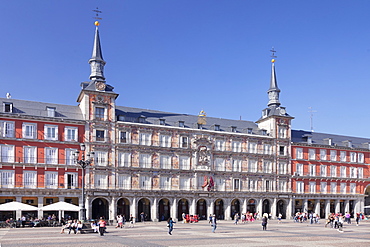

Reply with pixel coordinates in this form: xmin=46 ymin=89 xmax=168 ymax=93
xmin=344 ymin=200 xmax=350 ymax=214
xmin=303 ymin=199 xmax=308 ymax=212
xmin=190 ymin=198 xmax=196 ymax=216
xmin=287 ymin=198 xmax=293 ymax=219
xmin=131 ymin=198 xmax=137 ymax=222
xmin=242 ymin=198 xmax=247 ymax=214
xmin=86 ymin=196 xmax=91 ymax=220
xmin=15 ymin=196 xmax=22 ymax=220
xmin=315 ymin=199 xmax=320 ymax=215
xmin=110 ymin=196 xmax=116 ymax=222
xmin=209 ymin=200 xmax=214 ymax=215
xmin=271 ymin=198 xmax=277 ymax=219
xmin=291 ymin=198 xmax=295 ymax=217
xmin=172 ymin=198 xmax=178 ymax=220
xmin=151 ymin=198 xmax=158 ymax=222
xmin=325 ymin=199 xmax=330 ymax=219
xmin=335 ymin=200 xmax=340 ymax=214
xmin=38 ymin=196 xmax=43 ymax=219
xmin=225 ymin=199 xmax=231 ymax=220
xmin=257 ymin=198 xmax=263 ymax=218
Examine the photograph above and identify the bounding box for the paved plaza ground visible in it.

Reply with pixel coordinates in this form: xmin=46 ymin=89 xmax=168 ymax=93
xmin=0 ymin=219 xmax=369 ymax=247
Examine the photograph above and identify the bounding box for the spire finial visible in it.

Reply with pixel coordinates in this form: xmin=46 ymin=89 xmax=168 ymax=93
xmin=89 ymin=7 xmax=106 ymax=81
xmin=270 ymin=47 xmax=277 ymax=63
xmin=93 ymin=7 xmax=102 ymax=26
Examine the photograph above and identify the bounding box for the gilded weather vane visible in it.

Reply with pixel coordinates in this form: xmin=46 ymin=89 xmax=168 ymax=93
xmin=270 ymin=47 xmax=277 ymax=63
xmin=93 ymin=7 xmax=102 ymax=26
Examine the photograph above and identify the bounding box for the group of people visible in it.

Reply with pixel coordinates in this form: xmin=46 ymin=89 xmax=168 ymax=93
xmin=325 ymin=212 xmax=365 ymax=231
xmin=294 ymin=212 xmax=320 ymax=224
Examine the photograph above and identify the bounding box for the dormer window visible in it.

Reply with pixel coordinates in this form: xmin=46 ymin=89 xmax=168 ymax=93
xmin=178 ymin=121 xmax=185 ymax=128
xmin=247 ymin=128 xmax=253 ymax=134
xmin=3 ymin=103 xmax=13 ymax=113
xmin=159 ymin=119 xmax=165 ymax=125
xmin=198 ymin=124 xmax=203 ymax=129
xmin=214 ymin=125 xmax=220 ymax=131
xmin=138 ymin=116 xmax=146 ymax=123
xmin=261 ymin=129 xmax=267 ymax=135
xmin=231 ymin=126 xmax=237 ymax=133
xmin=47 ymin=107 xmax=56 ymax=117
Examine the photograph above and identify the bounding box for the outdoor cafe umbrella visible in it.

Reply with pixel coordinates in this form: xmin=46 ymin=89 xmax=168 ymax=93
xmin=40 ymin=202 xmax=80 ymax=221
xmin=0 ymin=201 xmax=38 ymax=219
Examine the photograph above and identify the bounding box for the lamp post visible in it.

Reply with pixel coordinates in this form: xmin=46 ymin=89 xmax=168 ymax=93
xmin=75 ymin=143 xmax=94 ymax=221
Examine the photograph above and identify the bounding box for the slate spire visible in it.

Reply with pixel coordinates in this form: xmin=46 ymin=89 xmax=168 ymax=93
xmin=267 ymin=49 xmax=280 ymax=107
xmin=89 ymin=21 xmax=106 ymax=81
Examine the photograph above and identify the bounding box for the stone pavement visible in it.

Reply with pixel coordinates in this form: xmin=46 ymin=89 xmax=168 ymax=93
xmin=0 ymin=219 xmax=369 ymax=247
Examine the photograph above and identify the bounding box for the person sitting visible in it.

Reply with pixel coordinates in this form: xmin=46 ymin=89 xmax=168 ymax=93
xmin=91 ymin=220 xmax=98 ymax=233
xmin=76 ymin=221 xmax=83 ymax=233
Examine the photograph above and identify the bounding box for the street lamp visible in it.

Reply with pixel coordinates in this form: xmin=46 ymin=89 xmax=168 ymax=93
xmin=75 ymin=143 xmax=94 ymax=221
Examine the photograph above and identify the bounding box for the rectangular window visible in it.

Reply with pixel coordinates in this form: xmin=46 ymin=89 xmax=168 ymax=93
xmin=330 ymin=182 xmax=337 ymax=193
xmin=296 ymin=148 xmax=303 ymax=159
xmin=47 ymin=107 xmax=56 ymax=117
xmin=216 ymin=177 xmax=226 ymax=191
xmin=215 ymin=158 xmax=225 ymax=171
xmin=309 ymin=182 xmax=316 ymax=193
xmin=330 ymin=165 xmax=337 ymax=177
xmin=180 ymin=136 xmax=188 ymax=148
xmin=214 ymin=125 xmax=220 ymax=131
xmin=65 ymin=127 xmax=78 ymax=141
xmin=309 ymin=149 xmax=316 ymax=160
xmin=340 ymin=183 xmax=346 ymax=194
xmin=179 ymin=177 xmax=190 ymax=190
xmin=233 ymin=179 xmax=240 ymax=191
xmin=179 ymin=156 xmax=190 ymax=170
xmin=320 ymin=182 xmax=327 ymax=194
xmin=320 ymin=165 xmax=327 ymax=177
xmin=45 ymin=172 xmax=58 ymax=189
xmin=94 ymin=151 xmax=108 ymax=166
xmin=340 ymin=151 xmax=346 ymax=162
xmin=160 ymin=176 xmax=171 ymax=190
xmin=118 ymin=152 xmax=131 ymax=167
xmin=139 ymin=153 xmax=151 ymax=168
xmin=296 ymin=181 xmax=304 ymax=193
xmin=0 ymin=121 xmax=15 ymax=138
xmin=1 ymin=170 xmax=14 ymax=188
xmin=358 ymin=167 xmax=363 ymax=178
xmin=309 ymin=164 xmax=316 ymax=176
xmin=278 ymin=162 xmax=287 ymax=174
xmin=160 ymin=155 xmax=171 ymax=169
xmin=350 ymin=183 xmax=356 ymax=194
xmin=232 ymin=141 xmax=242 ymax=152
xmin=24 ymin=171 xmax=37 ymax=188
xmin=340 ymin=166 xmax=346 ymax=178
xmin=248 ymin=179 xmax=257 ymax=191
xmin=96 ymin=130 xmax=105 ymax=142
xmin=264 ymin=144 xmax=272 ymax=155
xmin=350 ymin=152 xmax=356 ymax=162
xmin=248 ymin=142 xmax=257 ymax=153
xmin=263 ymin=160 xmax=272 ymax=173
xmin=279 ymin=146 xmax=285 ymax=156
xmin=140 ymin=175 xmax=151 ymax=190
xmin=64 ymin=173 xmax=77 ymax=189
xmin=44 ymin=125 xmax=58 ymax=140
xmin=1 ymin=145 xmax=14 ymax=163
xmin=24 ymin=146 xmax=37 ymax=164
xmin=215 ymin=139 xmax=225 ymax=151
xmin=278 ymin=127 xmax=286 ymax=138
xmin=320 ymin=149 xmax=327 ymax=160
xmin=94 ymin=174 xmax=108 ymax=189
xmin=95 ymin=107 xmax=105 ymax=120
xmin=65 ymin=149 xmax=77 ymax=165
xmin=265 ymin=180 xmax=271 ymax=192
xmin=232 ymin=159 xmax=242 ymax=172
xmin=248 ymin=159 xmax=258 ymax=173
xmin=45 ymin=147 xmax=58 ymax=164
xmin=139 ymin=133 xmax=151 ymax=145
xmin=296 ymin=163 xmax=303 ymax=176
xmin=178 ymin=121 xmax=185 ymax=128
xmin=358 ymin=153 xmax=364 ymax=163
xmin=330 ymin=150 xmax=337 ymax=161
xmin=23 ymin=123 xmax=36 ymax=139
xmin=117 ymin=175 xmax=131 ymax=189
xmin=279 ymin=180 xmax=286 ymax=192
xmin=159 ymin=134 xmax=171 ymax=147
xmin=350 ymin=167 xmax=357 ymax=178
xmin=120 ymin=131 xmax=128 ymax=143
xmin=3 ymin=103 xmax=13 ymax=113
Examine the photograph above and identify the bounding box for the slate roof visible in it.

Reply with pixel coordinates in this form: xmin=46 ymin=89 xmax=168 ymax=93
xmin=292 ymin=130 xmax=370 ymax=149
xmin=115 ymin=105 xmax=262 ymax=135
xmin=0 ymin=98 xmax=84 ymax=121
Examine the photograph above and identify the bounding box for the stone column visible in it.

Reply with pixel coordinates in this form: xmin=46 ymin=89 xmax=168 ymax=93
xmin=38 ymin=196 xmax=43 ymax=219
xmin=315 ymin=199 xmax=320 ymax=215
xmin=172 ymin=198 xmax=178 ymax=220
xmin=131 ymin=198 xmax=137 ymax=222
xmin=303 ymin=199 xmax=308 ymax=212
xmin=335 ymin=200 xmax=340 ymax=214
xmin=15 ymin=196 xmax=22 ymax=220
xmin=242 ymin=198 xmax=247 ymax=214
xmin=225 ymin=199 xmax=231 ymax=220
xmin=151 ymin=198 xmax=158 ymax=222
xmin=257 ymin=198 xmax=263 ymax=218
xmin=287 ymin=198 xmax=293 ymax=219
xmin=209 ymin=200 xmax=214 ymax=215
xmin=325 ymin=199 xmax=330 ymax=219
xmin=344 ymin=200 xmax=350 ymax=214
xmin=110 ymin=196 xmax=116 ymax=222
xmin=190 ymin=198 xmax=196 ymax=216
xmin=271 ymin=198 xmax=277 ymax=219
xmin=86 ymin=196 xmax=91 ymax=220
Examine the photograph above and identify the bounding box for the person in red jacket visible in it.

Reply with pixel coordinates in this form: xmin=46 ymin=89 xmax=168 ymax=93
xmin=98 ymin=217 xmax=106 ymax=236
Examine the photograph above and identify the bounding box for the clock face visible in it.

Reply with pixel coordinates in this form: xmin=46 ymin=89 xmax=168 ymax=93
xmin=95 ymin=81 xmax=106 ymax=91
xmin=280 ymin=108 xmax=286 ymax=115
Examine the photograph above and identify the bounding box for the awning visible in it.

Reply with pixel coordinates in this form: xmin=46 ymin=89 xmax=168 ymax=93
xmin=0 ymin=201 xmax=38 ymax=211
xmin=40 ymin=202 xmax=80 ymax=211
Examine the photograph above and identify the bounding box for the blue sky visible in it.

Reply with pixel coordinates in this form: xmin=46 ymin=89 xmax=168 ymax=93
xmin=2 ymin=0 xmax=370 ymax=137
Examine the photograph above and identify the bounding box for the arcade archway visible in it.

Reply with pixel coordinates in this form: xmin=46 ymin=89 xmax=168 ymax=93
xmin=117 ymin=198 xmax=130 ymax=218
xmin=138 ymin=198 xmax=151 ymax=221
xmin=177 ymin=198 xmax=189 ymax=220
xmin=196 ymin=199 xmax=207 ymax=220
xmin=158 ymin=198 xmax=170 ymax=221
xmin=92 ymin=198 xmax=109 ymax=220
xmin=214 ymin=199 xmax=224 ymax=220
xmin=230 ymin=199 xmax=241 ymax=218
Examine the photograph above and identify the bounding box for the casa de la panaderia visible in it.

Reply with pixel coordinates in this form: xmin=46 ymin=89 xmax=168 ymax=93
xmin=0 ymin=21 xmax=369 ymax=222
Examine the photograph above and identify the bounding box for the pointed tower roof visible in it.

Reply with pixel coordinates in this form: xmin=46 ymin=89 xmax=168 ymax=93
xmin=267 ymin=60 xmax=281 ymax=107
xmin=88 ymin=21 xmax=106 ymax=81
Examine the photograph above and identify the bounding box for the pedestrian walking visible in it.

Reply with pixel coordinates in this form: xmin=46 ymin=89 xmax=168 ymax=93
xmin=211 ymin=214 xmax=217 ymax=233
xmin=167 ymin=217 xmax=176 ymax=235
xmin=98 ymin=217 xmax=106 ymax=236
xmin=277 ymin=213 xmax=282 ymax=223
xmin=262 ymin=215 xmax=268 ymax=230
xmin=129 ymin=214 xmax=135 ymax=227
